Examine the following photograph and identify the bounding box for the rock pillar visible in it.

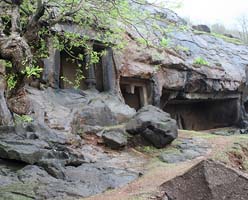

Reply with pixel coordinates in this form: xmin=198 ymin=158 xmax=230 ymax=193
xmin=84 ymin=50 xmax=96 ymax=89
xmin=102 ymin=47 xmax=116 ymax=92
xmin=42 ymin=39 xmax=61 ymax=88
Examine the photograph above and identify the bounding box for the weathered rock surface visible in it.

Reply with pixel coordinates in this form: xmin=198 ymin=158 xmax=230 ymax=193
xmin=0 ymin=123 xmax=140 ymax=199
xmin=7 ymin=87 xmax=135 ymax=133
xmin=120 ymin=7 xmax=248 ymax=95
xmin=126 ymin=105 xmax=178 ymax=148
xmin=0 ymin=161 xmax=139 ymax=200
xmin=0 ymin=123 xmax=85 ymax=179
xmin=159 ymin=138 xmax=209 ymax=163
xmin=157 ymin=160 xmax=248 ymax=200
xmin=117 ymin=6 xmax=248 ymax=129
xmin=102 ymin=129 xmax=128 ymax=149
xmin=72 ymin=98 xmax=118 ymax=130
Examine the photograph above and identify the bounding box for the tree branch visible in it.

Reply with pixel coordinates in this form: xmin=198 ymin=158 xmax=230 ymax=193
xmin=49 ymin=0 xmax=84 ymax=26
xmin=11 ymin=3 xmax=21 ymax=33
xmin=33 ymin=0 xmax=45 ymax=22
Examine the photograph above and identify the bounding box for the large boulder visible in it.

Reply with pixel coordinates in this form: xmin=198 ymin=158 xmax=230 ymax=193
xmin=126 ymin=105 xmax=178 ymax=148
xmin=72 ymin=98 xmax=118 ymax=130
xmin=10 ymin=87 xmax=135 ymax=133
xmin=100 ymin=94 xmax=136 ymax=123
xmin=157 ymin=160 xmax=248 ymax=200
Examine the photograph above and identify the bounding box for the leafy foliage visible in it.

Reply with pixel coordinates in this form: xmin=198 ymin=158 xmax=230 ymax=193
xmin=22 ymin=65 xmax=43 ymax=78
xmin=14 ymin=114 xmax=33 ymax=124
xmin=160 ymin=38 xmax=170 ymax=48
xmin=6 ymin=74 xmax=17 ymax=90
xmin=0 ymin=0 xmax=181 ymax=89
xmin=193 ymin=57 xmax=209 ymax=66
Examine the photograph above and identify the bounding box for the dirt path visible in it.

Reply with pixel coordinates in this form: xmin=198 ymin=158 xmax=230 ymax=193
xmin=83 ymin=130 xmax=244 ymax=200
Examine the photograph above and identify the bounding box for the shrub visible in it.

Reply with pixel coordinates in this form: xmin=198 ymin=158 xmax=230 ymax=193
xmin=193 ymin=57 xmax=209 ymax=66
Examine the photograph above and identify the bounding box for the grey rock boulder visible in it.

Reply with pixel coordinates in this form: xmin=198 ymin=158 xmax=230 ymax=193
xmin=102 ymin=130 xmax=128 ymax=150
xmin=71 ymin=98 xmax=118 ymax=134
xmin=126 ymin=105 xmax=178 ymax=148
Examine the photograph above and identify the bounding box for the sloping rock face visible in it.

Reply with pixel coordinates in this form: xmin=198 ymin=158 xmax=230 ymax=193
xmin=117 ymin=6 xmax=248 ymax=129
xmin=157 ymin=160 xmax=248 ymax=200
xmin=7 ymin=87 xmax=135 ymax=133
xmin=120 ymin=7 xmax=247 ymax=94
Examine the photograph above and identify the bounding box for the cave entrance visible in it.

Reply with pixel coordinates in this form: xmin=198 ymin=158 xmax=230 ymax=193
xmin=59 ymin=44 xmax=108 ymax=92
xmin=120 ymin=77 xmax=152 ymax=110
xmin=162 ymin=97 xmax=240 ymax=130
xmin=60 ymin=48 xmax=88 ymax=90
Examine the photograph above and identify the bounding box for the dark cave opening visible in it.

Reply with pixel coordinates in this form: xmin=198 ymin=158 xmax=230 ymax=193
xmin=59 ymin=44 xmax=106 ymax=92
xmin=162 ymin=98 xmax=240 ymax=131
xmin=120 ymin=77 xmax=152 ymax=111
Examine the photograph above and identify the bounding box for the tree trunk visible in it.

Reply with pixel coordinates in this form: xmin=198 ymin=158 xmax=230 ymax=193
xmin=0 ymin=34 xmax=33 ymax=91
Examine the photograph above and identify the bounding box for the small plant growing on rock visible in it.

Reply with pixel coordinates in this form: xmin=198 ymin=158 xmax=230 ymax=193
xmin=160 ymin=38 xmax=170 ymax=48
xmin=22 ymin=65 xmax=43 ymax=78
xmin=14 ymin=114 xmax=33 ymax=124
xmin=193 ymin=57 xmax=209 ymax=66
xmin=6 ymin=74 xmax=17 ymax=90
xmin=175 ymin=45 xmax=190 ymax=53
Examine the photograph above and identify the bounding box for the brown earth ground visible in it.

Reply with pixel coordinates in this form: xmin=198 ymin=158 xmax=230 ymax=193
xmin=83 ymin=129 xmax=248 ymax=200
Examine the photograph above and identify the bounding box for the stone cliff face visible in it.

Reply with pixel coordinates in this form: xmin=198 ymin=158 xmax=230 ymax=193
xmin=1 ymin=5 xmax=248 ymax=199
xmin=2 ymin=7 xmax=247 ymax=130
xmin=117 ymin=7 xmax=248 ymax=130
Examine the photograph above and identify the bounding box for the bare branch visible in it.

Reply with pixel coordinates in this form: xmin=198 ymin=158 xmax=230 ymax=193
xmin=11 ymin=4 xmax=21 ymax=33
xmin=28 ymin=0 xmax=46 ymax=25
